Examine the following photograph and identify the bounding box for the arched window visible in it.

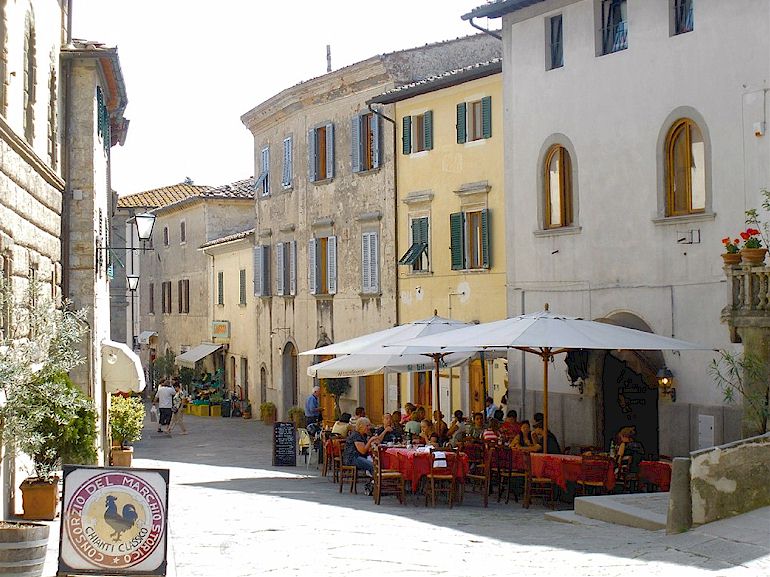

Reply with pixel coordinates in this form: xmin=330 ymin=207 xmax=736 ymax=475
xmin=666 ymin=118 xmax=705 ymax=216
xmin=544 ymin=144 xmax=573 ymax=228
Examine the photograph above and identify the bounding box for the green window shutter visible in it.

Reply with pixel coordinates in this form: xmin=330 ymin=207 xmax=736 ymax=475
xmin=481 ymin=208 xmax=490 ymax=268
xmin=450 ymin=212 xmax=465 ymax=270
xmin=417 ymin=217 xmax=428 ymax=244
xmin=424 ymin=110 xmax=433 ymax=151
xmin=481 ymin=96 xmax=492 ymax=139
xmin=411 ymin=218 xmax=421 ymax=244
xmin=456 ymin=103 xmax=467 ymax=144
xmin=217 ymin=271 xmax=224 ymax=304
xmin=402 ymin=115 xmax=412 ymax=154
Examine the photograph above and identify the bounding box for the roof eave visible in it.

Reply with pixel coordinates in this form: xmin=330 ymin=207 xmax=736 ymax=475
xmin=462 ymin=0 xmax=545 ymax=20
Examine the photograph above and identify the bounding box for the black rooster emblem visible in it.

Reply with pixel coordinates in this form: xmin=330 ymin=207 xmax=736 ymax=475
xmin=104 ymin=495 xmax=139 ymax=542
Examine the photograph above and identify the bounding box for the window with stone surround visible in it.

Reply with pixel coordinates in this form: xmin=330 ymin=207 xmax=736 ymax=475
xmin=402 ymin=111 xmax=433 ymax=154
xmin=23 ymin=11 xmax=35 ymax=144
xmin=308 ymin=123 xmax=334 ymax=182
xmin=665 ymin=118 xmax=705 ymax=216
xmin=309 ymin=236 xmax=336 ymax=295
xmin=544 ymin=144 xmax=573 ymax=228
xmin=457 ymin=97 xmax=491 ymax=144
xmin=352 ymin=112 xmax=381 ymax=172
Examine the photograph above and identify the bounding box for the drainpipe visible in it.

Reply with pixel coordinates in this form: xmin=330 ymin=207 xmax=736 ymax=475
xmin=467 ymin=17 xmax=502 ymax=41
xmin=61 ymin=0 xmax=74 ymax=299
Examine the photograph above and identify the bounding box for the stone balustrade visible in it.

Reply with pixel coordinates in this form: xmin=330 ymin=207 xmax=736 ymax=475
xmin=721 ymin=263 xmax=770 ymax=343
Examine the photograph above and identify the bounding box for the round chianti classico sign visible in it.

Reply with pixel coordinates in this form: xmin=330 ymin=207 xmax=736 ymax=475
xmin=59 ymin=466 xmax=169 ymax=576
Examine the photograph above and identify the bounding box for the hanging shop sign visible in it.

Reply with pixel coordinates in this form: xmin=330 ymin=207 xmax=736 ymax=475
xmin=211 ymin=320 xmax=231 ymax=343
xmin=58 ymin=466 xmax=169 ymax=576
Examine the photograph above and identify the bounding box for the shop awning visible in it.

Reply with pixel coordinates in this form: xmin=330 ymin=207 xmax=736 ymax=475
xmin=101 ymin=340 xmax=146 ymax=394
xmin=175 ymin=342 xmax=222 ymax=368
xmin=137 ymin=330 xmax=157 ymax=344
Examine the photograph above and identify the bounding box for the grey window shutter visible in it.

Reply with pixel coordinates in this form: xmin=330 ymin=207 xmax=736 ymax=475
xmin=239 ymin=269 xmax=246 ymax=304
xmin=456 ymin=103 xmax=467 ymax=144
xmin=481 ymin=96 xmax=492 ymax=139
xmin=372 ymin=114 xmax=381 ymax=168
xmin=261 ymin=245 xmax=271 ymax=296
xmin=351 ymin=115 xmax=361 ymax=173
xmin=289 ymin=240 xmax=297 ymax=295
xmin=481 ymin=208 xmax=490 ymax=269
xmin=325 ymin=123 xmax=335 ymax=179
xmin=424 ymin=110 xmax=433 ymax=150
xmin=308 ymin=238 xmax=317 ymax=295
xmin=217 ymin=271 xmax=224 ymax=303
xmin=402 ymin=115 xmax=411 ymax=154
xmin=450 ymin=212 xmax=465 ymax=270
xmin=361 ymin=233 xmax=371 ymax=293
xmin=276 ymin=241 xmax=285 ymax=295
xmin=253 ymin=246 xmax=263 ymax=296
xmin=327 ymin=235 xmax=337 ymax=295
xmin=282 ymin=137 xmax=292 ymax=187
xmin=370 ymin=231 xmax=379 ymax=293
xmin=308 ymin=129 xmax=317 ymax=182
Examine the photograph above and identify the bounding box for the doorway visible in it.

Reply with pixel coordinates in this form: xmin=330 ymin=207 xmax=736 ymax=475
xmin=364 ymin=374 xmax=385 ymax=425
xmin=469 ymin=359 xmax=485 ymax=415
xmin=601 ymin=353 xmax=659 ymax=456
xmin=282 ymin=342 xmax=298 ymax=416
xmin=260 ymin=366 xmax=267 ymax=404
xmin=241 ymin=358 xmax=249 ymax=400
xmin=412 ymin=371 xmax=432 ymax=411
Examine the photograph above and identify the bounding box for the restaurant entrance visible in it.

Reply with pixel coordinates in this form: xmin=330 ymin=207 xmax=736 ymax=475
xmin=469 ymin=359 xmax=485 ymax=415
xmin=364 ymin=374 xmax=385 ymax=425
xmin=282 ymin=342 xmax=298 ymax=418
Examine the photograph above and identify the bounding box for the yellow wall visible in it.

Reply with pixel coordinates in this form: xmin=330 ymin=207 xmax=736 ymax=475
xmin=394 ymin=72 xmax=506 ymax=413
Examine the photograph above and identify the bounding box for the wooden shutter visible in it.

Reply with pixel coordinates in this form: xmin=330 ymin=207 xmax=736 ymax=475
xmin=351 ymin=115 xmax=361 ymax=173
xmin=289 ymin=240 xmax=297 ymax=295
xmin=178 ymin=280 xmax=183 ymax=313
xmin=239 ymin=269 xmax=246 ymax=304
xmin=325 ymin=123 xmax=335 ymax=179
xmin=275 ymin=241 xmax=285 ymax=295
xmin=456 ymin=102 xmax=467 ymax=144
xmin=327 ymin=235 xmax=337 ymax=295
xmin=253 ymin=247 xmax=263 ymax=296
xmin=308 ymin=238 xmax=317 ymax=295
xmin=450 ymin=212 xmax=465 ymax=270
xmin=481 ymin=96 xmax=492 ymax=139
xmin=308 ymin=129 xmax=317 ymax=182
xmin=481 ymin=208 xmax=490 ymax=269
xmin=371 ymin=114 xmax=381 ymax=168
xmin=361 ymin=233 xmax=371 ymax=293
xmin=402 ymin=115 xmax=412 ymax=154
xmin=424 ymin=110 xmax=433 ymax=150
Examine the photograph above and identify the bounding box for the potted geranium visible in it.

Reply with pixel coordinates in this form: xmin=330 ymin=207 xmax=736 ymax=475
xmin=721 ymin=237 xmax=741 ymax=265
xmin=739 ymin=227 xmax=767 ymax=265
xmin=109 ymin=395 xmax=145 ymax=467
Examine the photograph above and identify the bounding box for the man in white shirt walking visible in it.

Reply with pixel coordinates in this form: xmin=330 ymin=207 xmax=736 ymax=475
xmin=153 ymin=379 xmax=175 ymax=434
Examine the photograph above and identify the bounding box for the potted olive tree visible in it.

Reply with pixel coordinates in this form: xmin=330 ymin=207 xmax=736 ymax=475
xmin=109 ymin=395 xmax=145 ymax=467
xmin=260 ymin=401 xmax=277 ymax=424
xmin=0 ymin=280 xmax=96 ymax=520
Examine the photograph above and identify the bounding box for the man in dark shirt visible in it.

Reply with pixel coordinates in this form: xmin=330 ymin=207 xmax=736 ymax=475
xmin=342 ymin=418 xmax=390 ymax=474
xmin=374 ymin=413 xmax=402 ymax=444
xmin=532 ymin=412 xmax=562 ymax=454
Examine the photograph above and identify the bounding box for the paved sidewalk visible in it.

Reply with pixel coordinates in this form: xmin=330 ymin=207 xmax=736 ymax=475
xmin=44 ymin=412 xmax=769 ymax=576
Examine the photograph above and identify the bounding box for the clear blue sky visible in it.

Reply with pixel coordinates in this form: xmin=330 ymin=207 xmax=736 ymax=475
xmin=72 ymin=1 xmax=491 ymax=195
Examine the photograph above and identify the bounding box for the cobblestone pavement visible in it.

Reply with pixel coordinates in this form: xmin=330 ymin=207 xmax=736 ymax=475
xmin=45 ymin=412 xmax=770 ymax=576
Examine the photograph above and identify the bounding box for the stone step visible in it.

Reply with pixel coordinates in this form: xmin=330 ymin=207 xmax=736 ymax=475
xmin=544 ymin=510 xmax=610 ymax=526
xmin=573 ymin=493 xmax=668 ymax=531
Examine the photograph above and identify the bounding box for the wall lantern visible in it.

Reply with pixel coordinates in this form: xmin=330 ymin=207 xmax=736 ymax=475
xmin=656 ymin=367 xmax=676 ymax=402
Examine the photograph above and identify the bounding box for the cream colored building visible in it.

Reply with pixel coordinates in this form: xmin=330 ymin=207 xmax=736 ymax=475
xmin=241 ymin=34 xmax=502 ymax=422
xmin=370 ymin=61 xmax=507 ymax=419
xmin=138 ymin=179 xmax=254 ymax=386
xmin=201 ymin=229 xmax=257 ymax=405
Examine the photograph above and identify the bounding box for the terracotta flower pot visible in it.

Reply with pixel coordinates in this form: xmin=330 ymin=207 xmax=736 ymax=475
xmin=20 ymin=478 xmax=59 ymax=521
xmin=110 ymin=446 xmax=133 ymax=467
xmin=721 ymin=252 xmax=742 ymax=265
xmin=740 ymin=247 xmax=768 ymax=265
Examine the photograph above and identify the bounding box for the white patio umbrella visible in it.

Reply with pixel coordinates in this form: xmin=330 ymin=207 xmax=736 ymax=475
xmin=390 ymin=305 xmax=713 ymax=452
xmin=301 ymin=315 xmax=475 ymax=413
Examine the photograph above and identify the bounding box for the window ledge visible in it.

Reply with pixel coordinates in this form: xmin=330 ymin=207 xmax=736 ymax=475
xmin=279 ymin=223 xmax=296 ymax=233
xmin=409 ymin=150 xmax=429 ymax=158
xmin=238 ymin=303 xmax=247 ymax=308
xmin=534 ymin=225 xmax=583 ymax=238
xmin=405 ymin=270 xmax=433 ymax=276
xmin=312 ymin=178 xmax=334 ymax=186
xmin=359 ymin=292 xmax=382 ymax=299
xmin=652 ymin=212 xmax=716 ymax=226
xmin=279 ymin=294 xmax=295 ymax=299
xmin=258 ymin=228 xmax=272 ymax=238
xmin=313 ymin=294 xmax=334 ymax=301
xmin=453 ymin=267 xmax=490 ymax=274
xmin=354 ymin=166 xmax=381 ymax=176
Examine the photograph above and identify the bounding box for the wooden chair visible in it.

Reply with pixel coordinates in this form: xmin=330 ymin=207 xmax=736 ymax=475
xmin=463 ymin=444 xmax=492 ymax=507
xmin=372 ymin=446 xmax=405 ymax=505
xmin=529 ymin=456 xmax=558 ymax=509
xmin=576 ymin=455 xmax=613 ymax=496
xmin=494 ymin=446 xmax=530 ymax=505
xmin=424 ymin=450 xmax=458 ymax=508
xmin=334 ymin=439 xmax=359 ymax=494
xmin=616 ymin=455 xmax=639 ymax=493
xmin=327 ymin=437 xmax=344 ymax=483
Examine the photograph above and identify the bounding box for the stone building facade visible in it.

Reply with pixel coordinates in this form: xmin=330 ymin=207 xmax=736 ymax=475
xmin=241 ymin=34 xmax=502 ymax=421
xmin=466 ymin=0 xmax=765 ymax=455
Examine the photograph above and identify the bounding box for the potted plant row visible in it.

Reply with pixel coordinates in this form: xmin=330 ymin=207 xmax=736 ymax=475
xmin=723 ymin=193 xmax=770 ymax=266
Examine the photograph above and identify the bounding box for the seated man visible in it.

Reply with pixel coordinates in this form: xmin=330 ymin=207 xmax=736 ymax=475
xmin=616 ymin=426 xmax=645 ymax=472
xmin=467 ymin=412 xmax=486 ymax=440
xmin=499 ymin=410 xmax=521 ymax=444
xmin=482 ymin=418 xmax=500 ymax=443
xmin=447 ymin=410 xmax=468 ymax=446
xmin=531 ymin=412 xmax=562 ymax=454
xmin=374 ymin=413 xmax=402 ymax=444
xmin=342 ymin=417 xmax=389 ymax=475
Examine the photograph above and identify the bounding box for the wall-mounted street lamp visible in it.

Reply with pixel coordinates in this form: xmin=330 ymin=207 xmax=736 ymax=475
xmin=126 ymin=274 xmax=140 ymax=292
xmin=656 ymin=367 xmax=676 ymax=402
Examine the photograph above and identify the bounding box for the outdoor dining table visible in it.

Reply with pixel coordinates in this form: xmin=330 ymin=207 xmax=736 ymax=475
xmin=381 ymin=447 xmax=469 ymax=492
xmin=638 ymin=460 xmax=672 ymax=491
xmin=530 ymin=453 xmax=616 ymax=492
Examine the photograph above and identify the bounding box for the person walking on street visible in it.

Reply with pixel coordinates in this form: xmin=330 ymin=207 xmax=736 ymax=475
xmin=305 ymin=385 xmax=322 ymax=425
xmin=168 ymin=383 xmax=188 ymax=435
xmin=153 ymin=379 xmax=175 ymax=434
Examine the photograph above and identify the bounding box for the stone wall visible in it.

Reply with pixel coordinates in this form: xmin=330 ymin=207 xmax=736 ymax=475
xmin=690 ymin=433 xmax=770 ymax=525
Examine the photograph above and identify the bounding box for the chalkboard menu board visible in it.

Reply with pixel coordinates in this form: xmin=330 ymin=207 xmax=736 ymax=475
xmin=273 ymin=422 xmax=297 ymax=466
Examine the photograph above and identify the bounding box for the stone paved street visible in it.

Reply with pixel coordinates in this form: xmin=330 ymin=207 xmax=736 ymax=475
xmin=45 ymin=412 xmax=770 ymax=576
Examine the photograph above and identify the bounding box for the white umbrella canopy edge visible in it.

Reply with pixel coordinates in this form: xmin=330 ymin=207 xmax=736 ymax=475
xmin=307 ymin=351 xmax=474 ymax=378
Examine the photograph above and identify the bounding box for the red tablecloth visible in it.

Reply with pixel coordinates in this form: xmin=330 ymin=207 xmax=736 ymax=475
xmin=530 ymin=454 xmax=616 ymax=491
xmin=638 ymin=460 xmax=671 ymax=491
xmin=382 ymin=448 xmax=469 ymax=492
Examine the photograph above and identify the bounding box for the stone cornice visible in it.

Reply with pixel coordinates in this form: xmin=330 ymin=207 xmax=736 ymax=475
xmin=0 ymin=115 xmax=64 ymax=193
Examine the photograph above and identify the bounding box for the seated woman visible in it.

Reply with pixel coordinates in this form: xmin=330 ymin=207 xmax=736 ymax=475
xmin=616 ymin=427 xmax=645 ymax=472
xmin=331 ymin=412 xmax=352 ymax=437
xmin=418 ymin=419 xmax=435 ymax=445
xmin=433 ymin=410 xmax=449 ymax=443
xmin=466 ymin=412 xmax=486 ymax=440
xmin=447 ymin=410 xmax=468 ymax=446
xmin=482 ymin=419 xmax=500 ymax=443
xmin=401 ymin=403 xmax=415 ymax=424
xmin=510 ymin=420 xmax=541 ymax=452
xmin=404 ymin=412 xmax=422 ymax=437
xmin=498 ymin=410 xmax=521 ymax=445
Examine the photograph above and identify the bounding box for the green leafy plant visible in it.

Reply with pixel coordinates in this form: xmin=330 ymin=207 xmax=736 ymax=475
xmin=709 ymin=351 xmax=769 ymax=436
xmin=260 ymin=401 xmax=276 ymax=421
xmin=0 ymin=279 xmax=96 ymax=482
xmin=321 ymin=378 xmax=351 ymax=420
xmin=287 ymin=406 xmax=305 ymax=427
xmin=179 ymin=367 xmax=195 ymax=390
xmin=209 ymin=392 xmax=223 ymax=405
xmin=151 ymin=349 xmax=177 ymax=385
xmin=740 ymin=228 xmax=763 ymax=249
xmin=109 ymin=395 xmax=145 ymax=449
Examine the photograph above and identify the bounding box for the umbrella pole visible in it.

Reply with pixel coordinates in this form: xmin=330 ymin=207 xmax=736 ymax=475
xmin=434 ymin=354 xmax=441 ymax=416
xmin=542 ymin=349 xmax=549 ymax=455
